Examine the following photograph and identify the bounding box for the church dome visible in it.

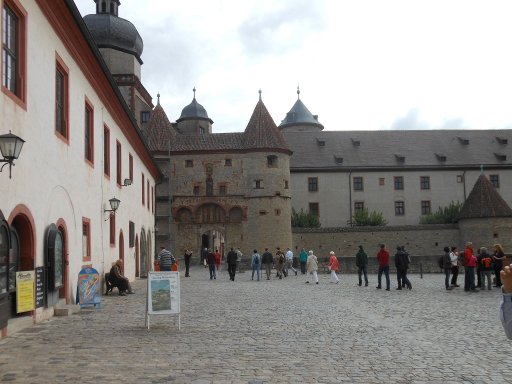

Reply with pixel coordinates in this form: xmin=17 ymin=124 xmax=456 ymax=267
xmin=83 ymin=13 xmax=143 ymax=63
xmin=177 ymin=89 xmax=213 ymax=123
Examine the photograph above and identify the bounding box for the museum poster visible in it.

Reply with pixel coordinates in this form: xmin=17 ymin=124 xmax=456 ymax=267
xmin=16 ymin=271 xmax=35 ymax=313
xmin=147 ymin=271 xmax=180 ymax=315
xmin=77 ymin=267 xmax=101 ymax=307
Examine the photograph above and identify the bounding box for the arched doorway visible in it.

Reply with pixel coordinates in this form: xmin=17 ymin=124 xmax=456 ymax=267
xmin=119 ymin=231 xmax=124 ymax=274
xmin=201 ymin=229 xmax=225 ymax=262
xmin=135 ymin=235 xmax=140 ymax=277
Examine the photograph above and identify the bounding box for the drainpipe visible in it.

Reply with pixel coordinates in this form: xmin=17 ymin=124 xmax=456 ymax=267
xmin=348 ymin=170 xmax=353 ymax=227
xmin=462 ymin=170 xmax=467 ymax=202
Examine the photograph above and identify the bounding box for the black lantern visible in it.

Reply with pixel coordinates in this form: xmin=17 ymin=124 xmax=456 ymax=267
xmin=0 ymin=131 xmax=25 ymax=179
xmin=104 ymin=197 xmax=121 ymax=221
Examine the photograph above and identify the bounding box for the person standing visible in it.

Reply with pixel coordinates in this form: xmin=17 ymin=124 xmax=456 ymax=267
xmin=479 ymin=247 xmax=493 ymax=291
xmin=395 ymin=246 xmax=412 ymax=290
xmin=207 ymin=249 xmax=217 ymax=280
xmin=376 ymin=244 xmax=390 ymax=291
xmin=328 ymin=251 xmax=340 ymax=284
xmin=306 ymin=250 xmax=319 ymax=284
xmin=500 ymin=263 xmax=512 ymax=339
xmin=299 ymin=248 xmax=308 ymax=275
xmin=285 ymin=248 xmax=298 ymax=276
xmin=493 ymin=244 xmax=506 ymax=287
xmin=464 ymin=242 xmax=478 ymax=292
xmin=262 ymin=248 xmax=274 ymax=280
xmin=356 ymin=245 xmax=369 ymax=287
xmin=184 ymin=249 xmax=192 ymax=277
xmin=157 ymin=247 xmax=175 ymax=271
xmin=275 ymin=247 xmax=285 ymax=279
xmin=235 ymin=248 xmax=243 ymax=272
xmin=214 ymin=248 xmax=221 ymax=273
xmin=442 ymin=246 xmax=453 ymax=290
xmin=449 ymin=246 xmax=459 ymax=287
xmin=226 ymin=247 xmax=238 ymax=281
xmin=201 ymin=247 xmax=208 ymax=268
xmin=251 ymin=250 xmax=261 ymax=281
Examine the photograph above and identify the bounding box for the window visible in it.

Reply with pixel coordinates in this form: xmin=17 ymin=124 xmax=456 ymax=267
xmin=193 ymin=186 xmax=200 ymax=196
xmin=490 ymin=174 xmax=500 ymax=188
xmin=308 ymin=177 xmax=318 ymax=192
xmin=140 ymin=111 xmax=150 ymax=123
xmin=395 ymin=201 xmax=405 ymax=216
xmin=82 ymin=219 xmax=91 ymax=261
xmin=275 ymin=209 xmax=281 ymax=216
xmin=185 ymin=160 xmax=193 ymax=167
xmin=103 ymin=126 xmax=110 ymax=177
xmin=55 ymin=56 xmax=69 ymax=140
xmin=259 ymin=210 xmax=267 ymax=215
xmin=84 ymin=101 xmax=94 ymax=164
xmin=151 ymin=187 xmax=154 ymax=213
xmin=267 ymin=155 xmax=278 ymax=167
xmin=129 ymin=221 xmax=135 ymax=248
xmin=284 ymin=180 xmax=289 ymax=189
xmin=2 ymin=0 xmax=26 ymax=105
xmin=379 ymin=178 xmax=385 ymax=186
xmin=254 ymin=179 xmax=263 ymax=189
xmin=394 ymin=176 xmax=404 ymax=190
xmin=354 ymin=201 xmax=365 ymax=213
xmin=457 ymin=175 xmax=464 ymax=183
xmin=225 ymin=158 xmax=232 ymax=166
xmin=219 ymin=185 xmax=226 ymax=196
xmin=309 ymin=203 xmax=319 ymax=217
xmin=141 ymin=173 xmax=145 ymax=205
xmin=420 ymin=176 xmax=430 ymax=190
xmin=147 ymin=180 xmax=150 ymax=210
xmin=353 ymin=177 xmax=363 ymax=191
xmin=109 ymin=212 xmax=115 ymax=246
xmin=116 ymin=141 xmax=122 ymax=186
xmin=421 ymin=200 xmax=431 ymax=215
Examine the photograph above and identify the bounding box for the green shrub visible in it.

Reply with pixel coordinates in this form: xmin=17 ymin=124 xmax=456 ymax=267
xmin=419 ymin=201 xmax=462 ymax=224
xmin=291 ymin=208 xmax=321 ymax=228
xmin=352 ymin=208 xmax=387 ymax=226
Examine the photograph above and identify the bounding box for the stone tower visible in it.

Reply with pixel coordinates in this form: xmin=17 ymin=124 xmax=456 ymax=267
xmin=83 ymin=0 xmax=153 ymax=130
xmin=176 ymin=88 xmax=214 ymax=135
xmin=278 ymin=87 xmax=323 ymax=132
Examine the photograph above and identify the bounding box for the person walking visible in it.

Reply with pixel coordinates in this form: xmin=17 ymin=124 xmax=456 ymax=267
xmin=275 ymin=247 xmax=285 ymax=279
xmin=235 ymin=248 xmax=243 ymax=272
xmin=442 ymin=246 xmax=453 ymax=290
xmin=157 ymin=246 xmax=175 ymax=271
xmin=356 ymin=245 xmax=369 ymax=287
xmin=449 ymin=246 xmax=459 ymax=287
xmin=376 ymin=244 xmax=391 ymax=291
xmin=479 ymin=247 xmax=493 ymax=291
xmin=226 ymin=247 xmax=238 ymax=281
xmin=493 ymin=244 xmax=506 ymax=287
xmin=262 ymin=248 xmax=273 ymax=280
xmin=251 ymin=250 xmax=261 ymax=281
xmin=328 ymin=251 xmax=340 ymax=284
xmin=214 ymin=248 xmax=221 ymax=273
xmin=285 ymin=247 xmax=298 ymax=276
xmin=201 ymin=247 xmax=208 ymax=268
xmin=299 ymin=248 xmax=308 ymax=275
xmin=207 ymin=249 xmax=217 ymax=280
xmin=464 ymin=242 xmax=478 ymax=292
xmin=395 ymin=246 xmax=412 ymax=290
xmin=306 ymin=250 xmax=319 ymax=284
xmin=500 ymin=263 xmax=512 ymax=339
xmin=184 ymin=249 xmax=192 ymax=277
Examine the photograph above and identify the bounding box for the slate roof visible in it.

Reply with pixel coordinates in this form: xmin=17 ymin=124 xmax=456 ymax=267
xmin=279 ymin=98 xmax=324 ymax=130
xmin=458 ymin=174 xmax=512 ymax=219
xmin=145 ymin=103 xmax=175 ymax=152
xmin=282 ymin=130 xmax=511 ymax=169
xmin=177 ymin=97 xmax=213 ymax=123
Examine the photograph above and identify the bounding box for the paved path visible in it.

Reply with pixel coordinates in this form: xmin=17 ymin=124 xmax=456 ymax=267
xmin=1 ymin=267 xmax=511 ymax=383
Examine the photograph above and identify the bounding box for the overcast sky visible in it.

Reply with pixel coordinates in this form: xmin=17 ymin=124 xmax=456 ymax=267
xmin=74 ymin=0 xmax=512 ymax=133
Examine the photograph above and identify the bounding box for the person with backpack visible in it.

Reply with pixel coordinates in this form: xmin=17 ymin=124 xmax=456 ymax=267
xmin=261 ymin=248 xmax=274 ymax=280
xmin=442 ymin=246 xmax=453 ymax=290
xmin=449 ymin=246 xmax=460 ymax=287
xmin=226 ymin=247 xmax=238 ymax=281
xmin=479 ymin=247 xmax=493 ymax=290
xmin=356 ymin=245 xmax=369 ymax=287
xmin=251 ymin=249 xmax=261 ymax=281
xmin=275 ymin=247 xmax=285 ymax=279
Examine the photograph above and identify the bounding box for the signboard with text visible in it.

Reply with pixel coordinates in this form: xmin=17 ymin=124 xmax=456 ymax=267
xmin=16 ymin=271 xmax=35 ymax=313
xmin=35 ymin=267 xmax=45 ymax=309
xmin=147 ymin=271 xmax=180 ymax=315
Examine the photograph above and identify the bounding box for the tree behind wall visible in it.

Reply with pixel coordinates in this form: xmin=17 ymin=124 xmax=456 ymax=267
xmin=420 ymin=201 xmax=462 ymax=224
xmin=352 ymin=208 xmax=387 ymax=226
xmin=291 ymin=208 xmax=321 ymax=228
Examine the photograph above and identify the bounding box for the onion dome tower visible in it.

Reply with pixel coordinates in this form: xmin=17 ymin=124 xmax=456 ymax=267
xmin=176 ymin=88 xmax=214 ymax=135
xmin=279 ymin=86 xmax=324 ymax=132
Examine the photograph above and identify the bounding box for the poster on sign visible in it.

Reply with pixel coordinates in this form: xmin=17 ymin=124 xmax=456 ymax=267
xmin=16 ymin=271 xmax=35 ymax=313
xmin=146 ymin=271 xmax=180 ymax=330
xmin=78 ymin=267 xmax=101 ymax=308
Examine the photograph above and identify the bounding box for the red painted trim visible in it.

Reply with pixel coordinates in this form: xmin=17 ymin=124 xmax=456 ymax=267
xmin=118 ymin=230 xmax=125 ymax=273
xmin=103 ymin=124 xmax=110 ymax=177
xmin=1 ymin=0 xmax=27 ymax=110
xmin=116 ymin=140 xmax=122 ymax=186
xmin=147 ymin=180 xmax=150 ymax=210
xmin=7 ymin=204 xmax=36 ymax=262
xmin=84 ymin=96 xmax=95 ymax=168
xmin=129 ymin=153 xmax=133 ymax=183
xmin=142 ymin=173 xmax=145 ymax=205
xmin=135 ymin=234 xmax=139 ymax=277
xmin=35 ymin=0 xmax=160 ymax=179
xmin=82 ymin=217 xmax=91 ymax=262
xmin=54 ymin=52 xmax=69 ymax=144
xmin=109 ymin=212 xmax=115 ymax=246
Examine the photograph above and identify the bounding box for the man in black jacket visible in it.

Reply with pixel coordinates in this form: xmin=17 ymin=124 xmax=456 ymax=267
xmin=261 ymin=248 xmax=274 ymax=280
xmin=226 ymin=248 xmax=238 ymax=281
xmin=395 ymin=246 xmax=412 ymax=290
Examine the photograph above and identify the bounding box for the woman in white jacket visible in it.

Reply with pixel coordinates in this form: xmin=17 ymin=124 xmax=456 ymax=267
xmin=306 ymin=250 xmax=319 ymax=284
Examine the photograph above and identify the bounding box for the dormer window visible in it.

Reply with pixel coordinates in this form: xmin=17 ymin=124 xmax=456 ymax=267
xmin=334 ymin=155 xmax=343 ymax=164
xmin=495 ymin=153 xmax=507 ymax=161
xmin=316 ymin=138 xmax=325 ymax=146
xmin=351 ymin=138 xmax=360 ymax=147
xmin=457 ymin=137 xmax=469 ymax=145
xmin=395 ymin=154 xmax=405 ymax=163
xmin=496 ymin=137 xmax=508 ymax=145
xmin=436 ymin=153 xmax=447 ymax=162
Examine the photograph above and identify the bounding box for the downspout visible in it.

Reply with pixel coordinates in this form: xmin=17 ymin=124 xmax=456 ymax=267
xmin=462 ymin=170 xmax=467 ymax=202
xmin=348 ymin=170 xmax=353 ymax=227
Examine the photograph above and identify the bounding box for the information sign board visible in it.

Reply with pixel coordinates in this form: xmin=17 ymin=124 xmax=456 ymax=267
xmin=16 ymin=271 xmax=35 ymax=313
xmin=77 ymin=267 xmax=101 ymax=308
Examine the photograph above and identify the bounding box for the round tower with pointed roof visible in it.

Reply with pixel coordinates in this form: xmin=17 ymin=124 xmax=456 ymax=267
xmin=176 ymin=88 xmax=214 ymax=135
xmin=279 ymin=87 xmax=324 ymax=132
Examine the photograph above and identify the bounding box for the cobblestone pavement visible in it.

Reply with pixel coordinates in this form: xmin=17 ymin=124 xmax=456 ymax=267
xmin=1 ymin=267 xmax=511 ymax=384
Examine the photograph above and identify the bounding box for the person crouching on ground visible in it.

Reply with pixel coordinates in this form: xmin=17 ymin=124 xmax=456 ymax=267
xmin=328 ymin=251 xmax=340 ymax=284
xmin=109 ymin=259 xmax=134 ymax=296
xmin=306 ymin=250 xmax=319 ymax=284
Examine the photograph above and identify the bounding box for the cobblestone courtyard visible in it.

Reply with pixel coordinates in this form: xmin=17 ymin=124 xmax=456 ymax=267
xmin=1 ymin=267 xmax=511 ymax=383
